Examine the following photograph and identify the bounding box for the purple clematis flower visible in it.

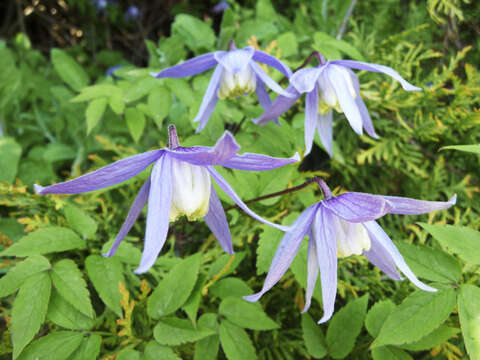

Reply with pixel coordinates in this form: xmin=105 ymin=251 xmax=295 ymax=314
xmin=35 ymin=125 xmax=299 ymax=274
xmin=256 ymin=55 xmax=421 ymax=156
xmin=151 ymin=43 xmax=293 ymax=132
xmin=244 ymin=178 xmax=456 ymax=323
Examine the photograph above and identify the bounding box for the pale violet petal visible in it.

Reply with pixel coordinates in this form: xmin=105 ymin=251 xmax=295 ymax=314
xmin=255 ymin=78 xmax=272 ymax=110
xmin=304 ymin=84 xmax=319 ymax=155
xmin=254 ymin=85 xmax=301 ymax=125
xmin=151 ymin=52 xmax=217 ymax=78
xmin=302 ymin=236 xmax=319 ymax=313
xmin=363 ymin=227 xmax=402 ymax=281
xmin=222 ymin=152 xmax=300 ymax=171
xmin=214 ymin=47 xmax=255 ymax=74
xmin=317 ymin=110 xmax=333 ymax=157
xmin=377 ymin=194 xmax=457 ymax=215
xmin=193 ymin=65 xmax=223 ymax=132
xmin=204 ymin=186 xmax=233 ymax=254
xmin=290 ymin=67 xmax=324 ymax=93
xmin=252 ymin=50 xmax=292 ymax=77
xmin=250 ymin=61 xmax=296 ymax=98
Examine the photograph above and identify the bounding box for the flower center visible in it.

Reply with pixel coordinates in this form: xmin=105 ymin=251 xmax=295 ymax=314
xmin=333 ymin=218 xmax=371 ymax=258
xmin=317 ymin=67 xmax=356 ymax=115
xmin=217 ymin=65 xmax=257 ymax=100
xmin=169 ymin=159 xmax=211 ymax=222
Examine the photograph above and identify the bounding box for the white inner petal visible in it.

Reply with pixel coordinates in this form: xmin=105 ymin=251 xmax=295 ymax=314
xmin=218 ymin=65 xmax=257 ymax=100
xmin=331 ymin=216 xmax=371 ymax=258
xmin=170 ymin=159 xmax=211 ymax=222
xmin=317 ymin=66 xmax=357 ymax=114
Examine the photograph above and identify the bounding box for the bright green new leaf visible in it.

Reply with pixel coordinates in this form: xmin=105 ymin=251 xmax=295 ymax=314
xmin=86 ymin=98 xmax=107 ymax=134
xmin=143 ymin=341 xmax=181 ymax=360
xmin=153 ymin=317 xmax=216 ymax=346
xmin=165 ymin=78 xmax=196 ymax=107
xmin=419 ymin=223 xmax=480 ymax=266
xmin=302 ymin=313 xmax=327 ymax=358
xmin=51 ymin=259 xmax=94 ymax=318
xmin=1 ymin=227 xmax=86 ymax=257
xmin=182 ymin=274 xmax=207 ymax=326
xmin=125 ymin=107 xmax=146 ymax=142
xmin=70 ymin=84 xmax=119 ymax=102
xmin=326 ymin=295 xmax=369 ymax=359
xmin=441 ymin=144 xmax=480 ymax=154
xmin=219 ymin=320 xmax=257 ymax=360
xmin=85 ymin=255 xmax=124 ymax=316
xmin=64 ymin=203 xmax=98 ymax=239
xmin=371 ymin=346 xmax=413 ymax=360
xmin=67 ymin=334 xmax=102 ymax=360
xmin=277 ymin=32 xmax=298 ymax=57
xmin=11 ymin=272 xmax=51 ymax=359
xmin=148 ymin=86 xmax=171 ymax=129
xmin=400 ymin=325 xmax=460 ymax=351
xmin=373 ymin=289 xmax=456 ymax=347
xmin=47 ymin=290 xmax=94 ymax=330
xmin=172 ymin=14 xmax=215 ymax=51
xmin=0 ymin=137 xmax=22 ymax=183
xmin=219 ymin=297 xmax=279 ymax=330
xmin=209 ymin=277 xmax=255 ymax=300
xmin=194 ymin=313 xmax=220 ymax=360
xmin=51 ymin=48 xmax=89 ymax=91
xmin=17 ymin=331 xmax=83 ymax=360
xmin=147 ymin=253 xmax=201 ymax=319
xmin=365 ymin=300 xmax=395 ymax=338
xmin=123 ymin=77 xmax=158 ymax=103
xmin=458 ymin=284 xmax=480 ymax=359
xmin=0 ymin=255 xmax=50 ymax=298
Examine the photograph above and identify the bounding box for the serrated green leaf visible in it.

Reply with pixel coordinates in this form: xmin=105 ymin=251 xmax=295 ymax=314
xmin=209 ymin=277 xmax=254 ymax=300
xmin=302 ymin=313 xmax=327 ymax=358
xmin=67 ymin=334 xmax=101 ymax=360
xmin=154 ymin=317 xmax=216 ymax=346
xmin=17 ymin=331 xmax=83 ymax=360
xmin=51 ymin=259 xmax=94 ymax=318
xmin=101 ymin=238 xmax=142 ymax=265
xmin=123 ymin=77 xmax=158 ymax=103
xmin=326 ymin=295 xmax=369 ymax=359
xmin=47 ymin=290 xmax=94 ymax=330
xmin=125 ymin=107 xmax=146 ymax=142
xmin=64 ymin=203 xmax=98 ymax=239
xmin=85 ymin=255 xmax=124 ymax=316
xmin=365 ymin=300 xmax=395 ymax=338
xmin=419 ymin=223 xmax=480 ymax=266
xmin=182 ymin=274 xmax=207 ymax=326
xmin=12 ymin=272 xmax=51 ymax=359
xmin=373 ymin=289 xmax=456 ymax=348
xmin=0 ymin=255 xmax=50 ymax=298
xmin=219 ymin=320 xmax=257 ymax=360
xmin=371 ymin=346 xmax=413 ymax=360
xmin=70 ymin=84 xmax=119 ymax=102
xmin=147 ymin=253 xmax=201 ymax=319
xmin=117 ymin=349 xmax=141 ymax=360
xmin=165 ymin=78 xmax=196 ymax=107
xmin=148 ymin=86 xmax=171 ymax=128
xmin=194 ymin=313 xmax=220 ymax=360
xmin=277 ymin=32 xmax=298 ymax=57
xmin=441 ymin=144 xmax=480 ymax=154
xmin=397 ymin=242 xmax=461 ymax=283
xmin=458 ymin=284 xmax=480 ymax=359
xmin=171 ymin=14 xmax=215 ymax=51
xmin=0 ymin=137 xmax=22 ymax=183
xmin=400 ymin=325 xmax=459 ymax=351
xmin=86 ymin=98 xmax=107 ymax=134
xmin=1 ymin=227 xmax=86 ymax=257
xmin=143 ymin=341 xmax=181 ymax=360
xmin=51 ymin=49 xmax=89 ymax=91
xmin=109 ymin=88 xmax=125 ymax=114
xmin=219 ymin=297 xmax=278 ymax=330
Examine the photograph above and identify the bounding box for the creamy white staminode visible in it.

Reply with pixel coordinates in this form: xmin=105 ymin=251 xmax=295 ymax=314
xmin=317 ymin=66 xmax=356 ymax=114
xmin=169 ymin=159 xmax=211 ymax=222
xmin=217 ymin=65 xmax=257 ymax=100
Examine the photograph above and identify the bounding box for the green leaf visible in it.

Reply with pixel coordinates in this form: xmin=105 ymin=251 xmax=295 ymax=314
xmin=43 ymin=143 xmax=76 ymax=163
xmin=143 ymin=341 xmax=181 ymax=360
xmin=208 ymin=252 xmax=246 ymax=279
xmin=219 ymin=297 xmax=279 ymax=330
xmin=0 ymin=137 xmax=22 ymax=183
xmin=70 ymin=84 xmax=119 ymax=102
xmin=154 ymin=317 xmax=216 ymax=346
xmin=101 ymin=238 xmax=142 ymax=265
xmin=210 ymin=277 xmax=254 ymax=300
xmin=302 ymin=313 xmax=327 ymax=358
xmin=67 ymin=334 xmax=102 ymax=360
xmin=123 ymin=77 xmax=158 ymax=103
xmin=165 ymin=78 xmax=196 ymax=107
xmin=148 ymin=86 xmax=171 ymax=129
xmin=419 ymin=223 xmax=480 ymax=266
xmin=172 ymin=14 xmax=215 ymax=51
xmin=86 ymin=98 xmax=107 ymax=134
xmin=194 ymin=313 xmax=220 ymax=360
xmin=147 ymin=253 xmax=201 ymax=319
xmin=458 ymin=284 xmax=480 ymax=359
xmin=1 ymin=227 xmax=86 ymax=257
xmin=365 ymin=300 xmax=395 ymax=338
xmin=85 ymin=255 xmax=125 ymax=316
xmin=313 ymin=32 xmax=365 ymax=61
xmin=277 ymin=32 xmax=298 ymax=57
xmin=397 ymin=242 xmax=461 ymax=283
xmin=51 ymin=49 xmax=89 ymax=91
xmin=371 ymin=346 xmax=413 ymax=360
xmin=47 ymin=290 xmax=94 ymax=330
xmin=17 ymin=331 xmax=83 ymax=360
xmin=109 ymin=88 xmax=125 ymax=115
xmin=125 ymin=107 xmax=146 ymax=142
xmin=256 ymin=0 xmax=277 ymax=21
xmin=0 ymin=255 xmax=50 ymax=298
xmin=400 ymin=325 xmax=459 ymax=351
xmin=51 ymin=259 xmax=94 ymax=318
xmin=64 ymin=203 xmax=98 ymax=239
xmin=11 ymin=272 xmax=51 ymax=359
xmin=326 ymin=295 xmax=369 ymax=359
xmin=117 ymin=350 xmax=141 ymax=360
xmin=182 ymin=274 xmax=207 ymax=326
xmin=219 ymin=320 xmax=257 ymax=360
xmin=441 ymin=144 xmax=480 ymax=154
xmin=373 ymin=289 xmax=457 ymax=348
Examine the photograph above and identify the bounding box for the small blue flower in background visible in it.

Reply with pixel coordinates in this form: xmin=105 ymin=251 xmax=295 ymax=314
xmin=212 ymin=1 xmax=230 ymax=14
xmin=105 ymin=64 xmax=124 ymax=77
xmin=35 ymin=125 xmax=299 ymax=274
xmin=151 ymin=42 xmax=294 ymax=132
xmin=90 ymin=0 xmax=112 ymax=14
xmin=125 ymin=5 xmax=141 ymax=21
xmin=244 ymin=178 xmax=456 ymax=323
xmin=256 ymin=55 xmax=421 ymax=156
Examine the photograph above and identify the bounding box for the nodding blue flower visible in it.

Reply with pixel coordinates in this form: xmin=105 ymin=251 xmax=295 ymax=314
xmin=244 ymin=178 xmax=456 ymax=323
xmin=90 ymin=0 xmax=112 ymax=13
xmin=151 ymin=42 xmax=294 ymax=132
xmin=125 ymin=5 xmax=141 ymax=21
xmin=212 ymin=1 xmax=230 ymax=14
xmin=35 ymin=125 xmax=299 ymax=274
xmin=105 ymin=64 xmax=124 ymax=77
xmin=256 ymin=56 xmax=421 ymax=156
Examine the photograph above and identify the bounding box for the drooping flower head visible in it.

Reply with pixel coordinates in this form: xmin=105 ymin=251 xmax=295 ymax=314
xmin=244 ymin=178 xmax=456 ymax=323
xmin=151 ymin=42 xmax=294 ymax=132
xmin=35 ymin=125 xmax=299 ymax=273
xmin=256 ymin=54 xmax=421 ymax=156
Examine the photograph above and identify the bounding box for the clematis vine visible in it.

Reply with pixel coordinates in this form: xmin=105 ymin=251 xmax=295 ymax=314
xmin=35 ymin=125 xmax=299 ymax=274
xmin=244 ymin=178 xmax=456 ymax=323
xmin=151 ymin=42 xmax=293 ymax=132
xmin=255 ymin=53 xmax=421 ymax=156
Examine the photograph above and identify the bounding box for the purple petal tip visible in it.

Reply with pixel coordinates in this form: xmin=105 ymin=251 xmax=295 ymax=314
xmin=292 ymin=152 xmax=301 ymax=162
xmin=243 ymin=293 xmax=262 ymax=302
xmin=449 ymin=194 xmax=457 ymax=205
xmin=150 ymin=71 xmax=160 ymax=78
xmin=34 ymin=184 xmax=45 ymax=195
